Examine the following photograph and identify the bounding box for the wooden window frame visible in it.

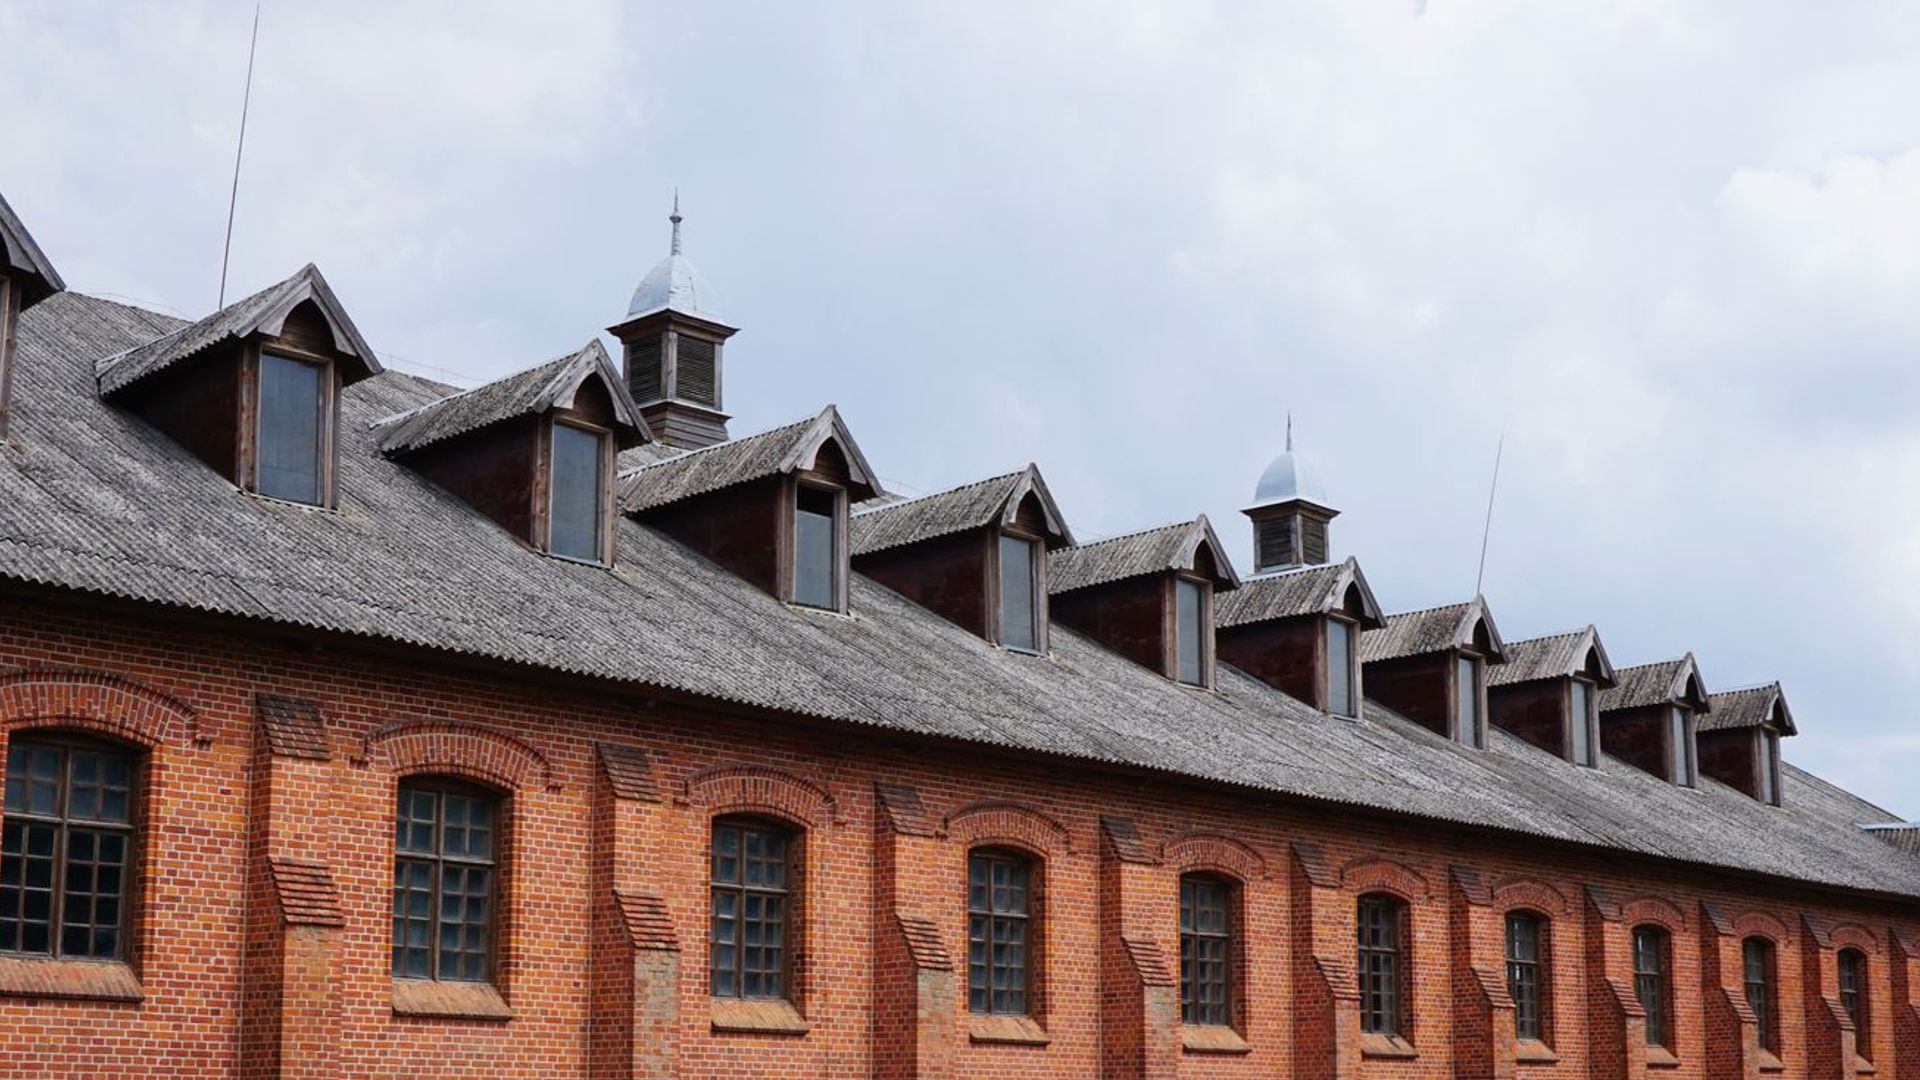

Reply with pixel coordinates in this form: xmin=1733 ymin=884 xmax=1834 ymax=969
xmin=1567 ymin=678 xmax=1599 ymax=767
xmin=989 ymin=527 xmax=1047 ymax=654
xmin=1178 ymin=873 xmax=1237 ymax=1029
xmin=1669 ymin=707 xmax=1698 ymax=788
xmin=0 ymin=732 xmax=142 ymax=963
xmin=1326 ymin=615 xmax=1360 ymax=718
xmin=1838 ymin=947 xmax=1869 ymax=1057
xmin=391 ymin=777 xmax=502 ymax=985
xmin=1170 ymin=574 xmax=1214 ymax=689
xmin=243 ymin=344 xmax=339 ymax=509
xmin=1505 ymin=911 xmax=1551 ymax=1046
xmin=1357 ymin=892 xmax=1409 ymax=1038
xmin=786 ymin=479 xmax=848 ymax=613
xmin=1743 ymin=936 xmax=1780 ymax=1054
xmin=541 ymin=417 xmax=615 ymax=566
xmin=967 ymin=847 xmax=1037 ymax=1017
xmin=1757 ymin=730 xmax=1781 ymax=806
xmin=1453 ymin=652 xmax=1486 ymax=749
xmin=708 ymin=816 xmax=795 ymax=1001
xmin=1632 ymin=924 xmax=1674 ymax=1050
xmin=0 ymin=276 xmax=16 ymax=439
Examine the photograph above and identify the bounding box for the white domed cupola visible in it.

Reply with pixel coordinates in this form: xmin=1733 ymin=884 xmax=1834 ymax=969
xmin=1243 ymin=417 xmax=1341 ymax=572
xmin=609 ymin=194 xmax=739 ymax=449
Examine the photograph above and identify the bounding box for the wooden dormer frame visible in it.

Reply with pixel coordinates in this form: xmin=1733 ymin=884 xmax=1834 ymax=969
xmin=239 ymin=341 xmax=341 ymax=510
xmin=1168 ymin=571 xmax=1216 ymax=689
xmin=537 ymin=416 xmax=618 ymax=566
xmin=782 ymin=475 xmax=850 ymax=613
xmin=0 ymin=276 xmax=18 ymax=440
xmin=988 ymin=523 xmax=1050 ymax=655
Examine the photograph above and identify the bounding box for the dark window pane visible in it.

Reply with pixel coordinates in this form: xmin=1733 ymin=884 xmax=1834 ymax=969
xmin=968 ymin=850 xmax=1033 ymax=1016
xmin=1180 ymin=876 xmax=1233 ymax=1026
xmin=549 ymin=423 xmax=605 ymax=561
xmin=794 ymin=487 xmax=839 ymax=609
xmin=1569 ymin=681 xmax=1593 ymax=765
xmin=1745 ymin=937 xmax=1777 ymax=1052
xmin=1506 ymin=913 xmax=1547 ymax=1043
xmin=1328 ymin=619 xmax=1354 ymax=717
xmin=1633 ymin=926 xmax=1671 ymax=1048
xmin=1357 ymin=895 xmax=1405 ymax=1036
xmin=998 ymin=534 xmax=1039 ymax=651
xmin=0 ymin=741 xmax=137 ymax=960
xmin=710 ymin=820 xmax=792 ymax=1000
xmin=1176 ymin=579 xmax=1205 ymax=686
xmin=392 ymin=783 xmax=497 ymax=982
xmin=257 ymin=353 xmax=324 ymax=505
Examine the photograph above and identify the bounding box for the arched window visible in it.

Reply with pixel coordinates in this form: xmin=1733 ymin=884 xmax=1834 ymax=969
xmin=392 ymin=778 xmax=499 ymax=982
xmin=2 ymin=734 xmax=139 ymax=959
xmin=1505 ymin=911 xmax=1550 ymax=1044
xmin=968 ymin=848 xmax=1034 ymax=1016
xmin=1632 ymin=925 xmax=1673 ymax=1049
xmin=1357 ymin=893 xmax=1409 ymax=1036
xmin=1179 ymin=874 xmax=1235 ymax=1027
xmin=1743 ymin=936 xmax=1779 ymax=1054
xmin=709 ymin=817 xmax=793 ymax=1000
xmin=1838 ymin=948 xmax=1869 ymax=1055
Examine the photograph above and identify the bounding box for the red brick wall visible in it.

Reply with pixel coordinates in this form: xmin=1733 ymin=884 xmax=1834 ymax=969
xmin=0 ymin=597 xmax=1915 ymax=1079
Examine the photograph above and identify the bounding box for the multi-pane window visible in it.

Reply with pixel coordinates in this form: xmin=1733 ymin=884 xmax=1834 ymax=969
xmin=1569 ymin=680 xmax=1596 ymax=766
xmin=1744 ymin=937 xmax=1779 ymax=1053
xmin=709 ymin=819 xmax=791 ymax=1000
xmin=1456 ymin=656 xmax=1484 ymax=748
xmin=1758 ymin=731 xmax=1780 ymax=805
xmin=257 ymin=352 xmax=326 ymax=505
xmin=392 ymin=781 xmax=497 ymax=982
xmin=1633 ymin=925 xmax=1673 ymax=1049
xmin=1175 ymin=578 xmax=1208 ymax=687
xmin=793 ymin=485 xmax=841 ymax=610
xmin=998 ymin=534 xmax=1039 ymax=652
xmin=1327 ymin=618 xmax=1356 ymax=718
xmin=1179 ymin=875 xmax=1233 ymax=1027
xmin=1669 ymin=708 xmax=1697 ymax=787
xmin=968 ymin=849 xmax=1033 ymax=1015
xmin=1357 ymin=893 xmax=1407 ymax=1036
xmin=1506 ymin=912 xmax=1548 ymax=1043
xmin=1 ymin=737 xmax=135 ymax=959
xmin=1839 ymin=948 xmax=1869 ymax=1053
xmin=548 ymin=422 xmax=606 ymax=562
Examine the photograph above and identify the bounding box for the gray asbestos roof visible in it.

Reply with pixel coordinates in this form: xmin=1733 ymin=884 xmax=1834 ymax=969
xmin=95 ymin=264 xmax=380 ymax=397
xmin=1489 ymin=627 xmax=1617 ymax=688
xmin=1601 ymin=656 xmax=1710 ymax=713
xmin=1215 ymin=557 xmax=1384 ymax=630
xmin=1704 ymin=683 xmax=1797 ymax=736
xmin=1048 ymin=516 xmax=1240 ymax=595
xmin=3 ymin=290 xmax=1919 ymax=901
xmin=617 ymin=405 xmax=882 ymax=514
xmin=851 ymin=465 xmax=1071 ymax=556
xmin=373 ymin=340 xmax=649 ymax=455
xmin=1361 ymin=597 xmax=1507 ymax=665
xmin=0 ymin=190 xmax=64 ymax=295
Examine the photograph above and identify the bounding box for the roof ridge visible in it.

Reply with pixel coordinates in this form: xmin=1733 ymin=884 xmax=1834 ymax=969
xmin=1711 ymin=680 xmax=1780 ymax=696
xmin=1381 ymin=598 xmax=1475 ymax=622
xmin=853 ymin=468 xmax=1027 ymax=517
xmin=1065 ymin=517 xmax=1195 ymax=551
xmin=617 ymin=408 xmax=826 ymax=479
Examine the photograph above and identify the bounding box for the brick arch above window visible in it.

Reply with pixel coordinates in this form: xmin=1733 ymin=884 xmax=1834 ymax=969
xmin=1730 ymin=910 xmax=1793 ymax=945
xmin=1620 ymin=895 xmax=1689 ymax=934
xmin=943 ymin=799 xmax=1072 ymax=856
xmin=1340 ymin=855 xmax=1432 ymax=902
xmin=1828 ymin=922 xmax=1881 ymax=956
xmin=683 ymin=763 xmax=836 ymax=828
xmin=1491 ymin=877 xmax=1573 ymax=918
xmin=1162 ymin=832 xmax=1267 ymax=882
xmin=361 ymin=720 xmax=556 ymax=793
xmin=0 ymin=669 xmax=202 ymax=749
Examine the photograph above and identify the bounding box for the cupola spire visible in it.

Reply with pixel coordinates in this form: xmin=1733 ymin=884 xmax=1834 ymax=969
xmin=669 ymin=188 xmax=683 ymax=256
xmin=1243 ymin=419 xmax=1340 ymax=573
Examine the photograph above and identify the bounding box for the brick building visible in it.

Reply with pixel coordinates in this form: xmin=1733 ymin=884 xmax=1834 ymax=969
xmin=0 ymin=189 xmax=1917 ymax=1080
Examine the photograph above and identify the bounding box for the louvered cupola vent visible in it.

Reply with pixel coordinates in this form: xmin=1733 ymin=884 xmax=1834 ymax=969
xmin=609 ymin=195 xmax=738 ymax=449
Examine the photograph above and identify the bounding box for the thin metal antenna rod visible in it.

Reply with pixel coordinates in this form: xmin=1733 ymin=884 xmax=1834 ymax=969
xmin=218 ymin=4 xmax=262 ymax=308
xmin=1474 ymin=433 xmax=1505 ymax=596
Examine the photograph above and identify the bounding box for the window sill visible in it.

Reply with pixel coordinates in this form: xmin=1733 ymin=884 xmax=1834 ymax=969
xmin=1516 ymin=1039 xmax=1560 ymax=1064
xmin=0 ymin=956 xmax=144 ymax=1002
xmin=710 ymin=997 xmax=809 ymax=1036
xmin=1360 ymin=1033 xmax=1418 ymax=1060
xmin=1854 ymin=1055 xmax=1878 ymax=1076
xmin=391 ymin=978 xmax=512 ymax=1021
xmin=1182 ymin=1024 xmax=1250 ymax=1055
xmin=970 ymin=1014 xmax=1050 ymax=1046
xmin=1756 ymin=1049 xmax=1785 ymax=1074
xmin=1645 ymin=1046 xmax=1682 ymax=1069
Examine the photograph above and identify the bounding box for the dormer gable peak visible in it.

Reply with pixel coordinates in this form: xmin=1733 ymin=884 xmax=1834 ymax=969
xmin=1600 ymin=654 xmax=1711 ymax=714
xmin=373 ymin=339 xmax=649 ymax=456
xmin=617 ymin=403 xmax=882 ymax=514
xmin=851 ymin=463 xmax=1072 ymax=556
xmin=0 ymin=189 xmax=65 ymax=301
xmin=1216 ymin=555 xmax=1384 ymax=631
xmin=1703 ymin=682 xmax=1797 ymax=737
xmin=1361 ymin=595 xmax=1507 ymax=665
xmin=1488 ymin=625 xmax=1617 ymax=688
xmin=1048 ymin=514 xmax=1240 ymax=595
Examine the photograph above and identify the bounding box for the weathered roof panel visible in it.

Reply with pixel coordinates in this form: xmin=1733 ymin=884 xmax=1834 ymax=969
xmin=1601 ymin=656 xmax=1710 ymax=713
xmin=1215 ymin=557 xmax=1384 ymax=630
xmin=1489 ymin=626 xmax=1617 ymax=688
xmin=1049 ymin=515 xmax=1240 ymax=594
xmin=852 ymin=464 xmax=1071 ymax=556
xmin=617 ymin=404 xmax=882 ymax=513
xmin=1360 ymin=596 xmax=1507 ymax=665
xmin=1703 ymin=683 xmax=1797 ymax=736
xmin=0 ymin=189 xmax=65 ymax=296
xmin=373 ymin=340 xmax=649 ymax=455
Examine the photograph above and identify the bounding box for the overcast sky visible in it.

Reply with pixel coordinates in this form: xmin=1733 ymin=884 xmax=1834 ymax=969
xmin=5 ymin=1 xmax=1919 ymax=815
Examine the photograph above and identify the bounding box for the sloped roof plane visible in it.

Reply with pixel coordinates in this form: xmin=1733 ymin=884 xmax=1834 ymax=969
xmin=851 ymin=463 xmax=1073 ymax=555
xmin=1048 ymin=514 xmax=1240 ymax=594
xmin=373 ymin=340 xmax=650 ymax=455
xmin=1215 ymin=556 xmax=1385 ymax=630
xmin=1361 ymin=596 xmax=1507 ymax=665
xmin=617 ymin=404 xmax=883 ymax=513
xmin=1703 ymin=682 xmax=1797 ymax=736
xmin=1600 ymin=655 xmax=1712 ymax=713
xmin=1488 ymin=626 xmax=1617 ymax=688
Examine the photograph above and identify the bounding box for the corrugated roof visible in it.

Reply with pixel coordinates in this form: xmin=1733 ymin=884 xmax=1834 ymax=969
xmin=1048 ymin=516 xmax=1240 ymax=594
xmin=1215 ymin=557 xmax=1384 ymax=630
xmin=1489 ymin=627 xmax=1616 ymax=688
xmin=1360 ymin=597 xmax=1507 ymax=665
xmin=617 ymin=404 xmax=882 ymax=513
xmin=3 ymin=291 xmax=1919 ymax=900
xmin=373 ymin=340 xmax=649 ymax=455
xmin=0 ymin=190 xmax=64 ymax=296
xmin=1601 ymin=656 xmax=1710 ymax=713
xmin=851 ymin=464 xmax=1071 ymax=556
xmin=1703 ymin=683 xmax=1797 ymax=736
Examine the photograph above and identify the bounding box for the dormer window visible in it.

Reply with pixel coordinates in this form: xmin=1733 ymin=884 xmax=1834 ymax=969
xmin=793 ymin=484 xmax=844 ymax=611
xmin=1757 ymin=730 xmax=1780 ymax=805
xmin=1569 ymin=678 xmax=1597 ymax=766
xmin=1213 ymin=556 xmax=1384 ymax=714
xmin=1598 ymin=654 xmax=1712 ymax=787
xmin=1175 ymin=577 xmax=1211 ymax=687
xmin=1668 ymin=707 xmax=1697 ymax=787
xmin=548 ymin=421 xmax=609 ymax=563
xmin=1048 ymin=515 xmax=1238 ymax=686
xmin=1455 ymin=654 xmax=1486 ymax=748
xmin=1698 ymin=682 xmax=1795 ymax=804
xmin=997 ymin=533 xmax=1041 ymax=652
xmin=256 ymin=352 xmax=329 ymax=505
xmin=1327 ymin=617 xmax=1358 ymax=717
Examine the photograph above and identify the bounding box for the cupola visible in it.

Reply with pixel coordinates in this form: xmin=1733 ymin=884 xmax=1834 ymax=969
xmin=0 ymin=189 xmax=67 ymax=439
xmin=1048 ymin=516 xmax=1240 ymax=688
xmin=619 ymin=405 xmax=883 ymax=611
xmin=607 ymin=195 xmax=738 ymax=450
xmin=1360 ymin=597 xmax=1507 ymax=747
xmin=1597 ymin=656 xmax=1711 ymax=788
xmin=1699 ymin=683 xmax=1795 ymax=805
xmin=94 ymin=264 xmax=381 ymax=509
xmin=373 ymin=340 xmax=650 ymax=565
xmin=851 ymin=465 xmax=1073 ymax=652
xmin=1214 ymin=556 xmax=1385 ymax=717
xmin=1486 ymin=626 xmax=1617 ymax=766
xmin=1243 ymin=419 xmax=1338 ymax=572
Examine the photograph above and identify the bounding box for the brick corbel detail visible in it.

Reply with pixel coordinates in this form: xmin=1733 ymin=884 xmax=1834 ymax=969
xmin=1099 ymin=820 xmax=1178 ymax=1080
xmin=873 ymin=781 xmax=957 ymax=1080
xmin=266 ymin=858 xmax=345 ymax=927
xmin=1450 ymin=864 xmax=1514 ymax=1080
xmin=596 ymin=742 xmax=661 ymax=802
xmin=256 ymin=694 xmax=329 ymax=760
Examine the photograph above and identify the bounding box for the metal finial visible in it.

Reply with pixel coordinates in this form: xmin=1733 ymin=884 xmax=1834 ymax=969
xmin=1286 ymin=412 xmax=1293 ymax=453
xmin=669 ymin=188 xmax=683 ymax=256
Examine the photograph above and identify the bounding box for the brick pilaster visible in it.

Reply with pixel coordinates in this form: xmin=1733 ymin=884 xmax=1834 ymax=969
xmin=872 ymin=782 xmax=958 ymax=1080
xmin=1583 ymin=885 xmax=1646 ymax=1080
xmin=1096 ymin=816 xmax=1177 ymax=1080
xmin=1449 ymin=865 xmax=1514 ymax=1080
xmin=588 ymin=742 xmax=678 ymax=1080
xmin=1293 ymin=842 xmax=1359 ymax=1080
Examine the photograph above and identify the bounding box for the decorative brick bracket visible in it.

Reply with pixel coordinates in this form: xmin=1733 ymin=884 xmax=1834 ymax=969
xmin=267 ymin=857 xmax=345 ymax=927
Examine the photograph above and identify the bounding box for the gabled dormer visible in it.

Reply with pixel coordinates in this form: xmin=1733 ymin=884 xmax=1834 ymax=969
xmin=0 ymin=190 xmax=68 ymax=439
xmin=1487 ymin=626 xmax=1617 ymax=766
xmin=1597 ymin=655 xmax=1710 ymax=788
xmin=1047 ymin=516 xmax=1240 ymax=688
xmin=1215 ymin=556 xmax=1385 ymax=717
xmin=94 ymin=265 xmax=381 ymax=509
xmin=1360 ymin=597 xmax=1507 ymax=747
xmin=619 ymin=405 xmax=883 ymax=611
xmin=850 ymin=464 xmax=1073 ymax=652
xmin=1700 ymin=683 xmax=1796 ymax=805
xmin=374 ymin=340 xmax=650 ymax=565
